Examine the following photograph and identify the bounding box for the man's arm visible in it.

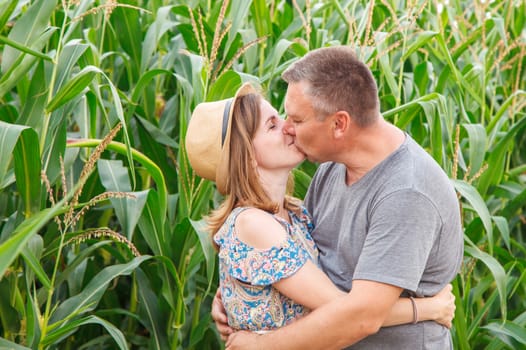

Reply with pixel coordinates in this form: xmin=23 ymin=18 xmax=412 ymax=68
xmin=226 ymin=280 xmax=402 ymax=350
xmin=211 ymin=289 xmax=233 ymax=341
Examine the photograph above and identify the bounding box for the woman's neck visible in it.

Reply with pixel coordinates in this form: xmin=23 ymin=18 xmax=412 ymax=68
xmin=257 ymin=168 xmax=290 ymax=221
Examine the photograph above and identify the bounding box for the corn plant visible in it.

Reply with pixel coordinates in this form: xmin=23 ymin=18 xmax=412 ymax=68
xmin=0 ymin=0 xmax=525 ymax=349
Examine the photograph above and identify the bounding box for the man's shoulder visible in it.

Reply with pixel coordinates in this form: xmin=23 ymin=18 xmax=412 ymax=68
xmin=313 ymin=161 xmax=340 ymax=177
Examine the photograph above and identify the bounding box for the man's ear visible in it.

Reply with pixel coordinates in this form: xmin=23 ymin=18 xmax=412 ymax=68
xmin=332 ymin=111 xmax=350 ymax=138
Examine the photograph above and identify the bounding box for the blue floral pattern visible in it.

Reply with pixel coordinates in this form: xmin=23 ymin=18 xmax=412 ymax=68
xmin=214 ymin=206 xmax=318 ymax=331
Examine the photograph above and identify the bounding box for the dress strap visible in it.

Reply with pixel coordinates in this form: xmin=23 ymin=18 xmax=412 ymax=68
xmin=225 ymin=206 xmax=250 ymax=227
xmin=229 ymin=206 xmax=289 ymax=232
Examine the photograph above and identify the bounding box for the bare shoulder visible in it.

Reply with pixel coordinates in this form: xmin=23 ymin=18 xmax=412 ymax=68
xmin=235 ymin=208 xmax=287 ymax=249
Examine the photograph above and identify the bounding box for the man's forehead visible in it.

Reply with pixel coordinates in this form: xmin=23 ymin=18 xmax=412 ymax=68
xmin=283 ymin=89 xmax=293 ymax=114
xmin=284 ymin=85 xmax=303 ymax=111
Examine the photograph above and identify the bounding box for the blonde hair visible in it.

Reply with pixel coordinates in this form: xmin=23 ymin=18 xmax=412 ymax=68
xmin=206 ymin=93 xmax=300 ymax=245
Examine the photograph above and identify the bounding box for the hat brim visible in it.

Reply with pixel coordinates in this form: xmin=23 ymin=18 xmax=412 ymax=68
xmin=215 ymin=82 xmax=258 ymax=194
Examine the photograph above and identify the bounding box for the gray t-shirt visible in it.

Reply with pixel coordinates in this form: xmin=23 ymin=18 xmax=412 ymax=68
xmin=305 ymin=135 xmax=463 ymax=349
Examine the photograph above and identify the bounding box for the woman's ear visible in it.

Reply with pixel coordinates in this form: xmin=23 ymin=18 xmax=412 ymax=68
xmin=332 ymin=111 xmax=350 ymax=138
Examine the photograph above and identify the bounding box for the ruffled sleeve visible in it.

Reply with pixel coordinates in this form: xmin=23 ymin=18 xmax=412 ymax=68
xmin=227 ymin=237 xmax=310 ymax=286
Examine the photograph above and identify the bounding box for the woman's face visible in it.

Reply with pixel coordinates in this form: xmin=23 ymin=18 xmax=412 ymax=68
xmin=252 ymin=99 xmax=306 ymax=172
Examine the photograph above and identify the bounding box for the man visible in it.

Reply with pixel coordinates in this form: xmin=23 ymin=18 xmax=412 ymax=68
xmin=216 ymin=46 xmax=464 ymax=349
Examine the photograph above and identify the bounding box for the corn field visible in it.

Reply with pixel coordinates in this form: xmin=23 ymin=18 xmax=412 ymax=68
xmin=0 ymin=0 xmax=525 ymax=349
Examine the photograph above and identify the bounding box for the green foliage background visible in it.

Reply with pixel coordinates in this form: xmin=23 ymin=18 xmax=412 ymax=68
xmin=0 ymin=0 xmax=525 ymax=349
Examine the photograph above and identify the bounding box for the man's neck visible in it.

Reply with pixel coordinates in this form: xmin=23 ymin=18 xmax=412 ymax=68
xmin=340 ymin=120 xmax=405 ymax=186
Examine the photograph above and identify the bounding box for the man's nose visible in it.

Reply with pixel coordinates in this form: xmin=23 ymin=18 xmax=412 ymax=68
xmin=282 ymin=118 xmax=296 ymax=136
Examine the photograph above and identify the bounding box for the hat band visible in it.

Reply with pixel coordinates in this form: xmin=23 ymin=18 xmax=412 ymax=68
xmin=221 ymin=98 xmax=233 ymax=146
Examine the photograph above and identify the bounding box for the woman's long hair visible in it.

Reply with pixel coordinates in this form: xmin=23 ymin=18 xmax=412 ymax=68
xmin=206 ymin=93 xmax=300 ymax=245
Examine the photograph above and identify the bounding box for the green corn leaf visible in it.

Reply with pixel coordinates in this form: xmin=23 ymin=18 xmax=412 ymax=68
xmin=292 ymin=168 xmax=312 ymax=200
xmin=451 ymin=278 xmax=469 ymax=350
xmin=128 ymin=69 xmax=173 ymax=122
xmin=141 ymin=6 xmax=175 ymax=74
xmin=135 ymin=116 xmax=178 ymax=148
xmin=25 ymin=286 xmax=41 ymax=348
xmin=0 ymin=121 xmax=41 ymax=217
xmin=483 ymin=321 xmax=526 ymax=346
xmin=0 ymin=279 xmax=19 ymax=334
xmin=54 ymin=240 xmax=112 ymax=287
xmin=487 ymin=90 xmax=526 ymax=134
xmin=384 ymin=93 xmax=443 ymax=125
xmin=478 ymin=111 xmax=526 ymax=196
xmin=0 ymin=34 xmax=52 ymax=61
xmin=46 ymin=66 xmax=98 ymax=113
xmin=190 ymin=218 xmax=217 ymax=291
xmin=0 ymin=27 xmax=56 ymax=98
xmin=97 ymin=159 xmax=149 ymax=239
xmin=17 ymin=59 xmax=47 ymax=129
xmin=250 ymin=0 xmax=270 ymax=39
xmin=21 ymin=246 xmax=51 ymax=290
xmin=261 ymin=38 xmax=296 ymax=82
xmin=112 ymin=4 xmax=142 ymax=81
xmin=0 ymin=0 xmax=18 ymax=30
xmin=42 ymin=315 xmax=128 ymax=350
xmin=153 ymin=255 xmax=185 ymax=312
xmin=492 ymin=216 xmax=510 ymax=251
xmin=0 ymin=121 xmax=25 ymax=188
xmin=453 ymin=180 xmax=494 ymax=252
xmin=401 ymin=31 xmax=438 ymax=61
xmin=137 ymin=190 xmax=165 ymax=256
xmin=53 ymin=41 xmax=90 ymax=95
xmin=1 ymin=0 xmax=56 ymax=72
xmin=462 ymin=124 xmax=487 ymax=175
xmin=207 ymin=71 xmax=243 ymax=101
xmin=136 ymin=268 xmax=169 ymax=350
xmin=50 ymin=256 xmax=150 ymax=323
xmin=67 ymin=139 xmax=167 ymax=225
xmin=13 ymin=126 xmax=41 ymax=217
xmin=226 ymin=0 xmax=255 ymax=54
xmin=464 ymin=243 xmax=507 ymax=321
xmin=0 ymin=203 xmax=67 ymax=280
xmin=0 ymin=337 xmax=31 ymax=349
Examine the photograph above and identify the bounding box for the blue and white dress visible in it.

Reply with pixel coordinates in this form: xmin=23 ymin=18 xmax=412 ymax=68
xmin=214 ymin=206 xmax=318 ymax=331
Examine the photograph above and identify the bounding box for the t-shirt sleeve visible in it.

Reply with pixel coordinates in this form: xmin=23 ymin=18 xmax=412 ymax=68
xmin=227 ymin=237 xmax=310 ymax=286
xmin=353 ymin=189 xmax=442 ymax=292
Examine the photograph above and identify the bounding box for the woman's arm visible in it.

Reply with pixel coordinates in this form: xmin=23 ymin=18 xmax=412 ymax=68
xmin=273 ymin=260 xmax=346 ymax=309
xmin=235 ymin=210 xmax=455 ymax=327
xmin=235 ymin=209 xmax=345 ymax=310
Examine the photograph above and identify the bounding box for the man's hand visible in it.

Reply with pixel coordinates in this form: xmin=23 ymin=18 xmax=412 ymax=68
xmin=211 ymin=289 xmax=234 ymax=341
xmin=226 ymin=331 xmax=264 ymax=350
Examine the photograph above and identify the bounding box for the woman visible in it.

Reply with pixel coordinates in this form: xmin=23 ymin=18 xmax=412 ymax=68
xmin=185 ymin=83 xmax=455 ymax=333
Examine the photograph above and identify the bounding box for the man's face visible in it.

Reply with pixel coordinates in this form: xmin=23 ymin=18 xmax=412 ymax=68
xmin=283 ymin=82 xmax=331 ymax=163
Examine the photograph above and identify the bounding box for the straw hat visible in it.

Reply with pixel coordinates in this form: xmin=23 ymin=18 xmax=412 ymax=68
xmin=185 ymin=82 xmax=258 ymax=195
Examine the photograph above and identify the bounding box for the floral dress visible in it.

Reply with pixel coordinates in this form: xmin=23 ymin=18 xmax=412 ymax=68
xmin=214 ymin=206 xmax=319 ymax=332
